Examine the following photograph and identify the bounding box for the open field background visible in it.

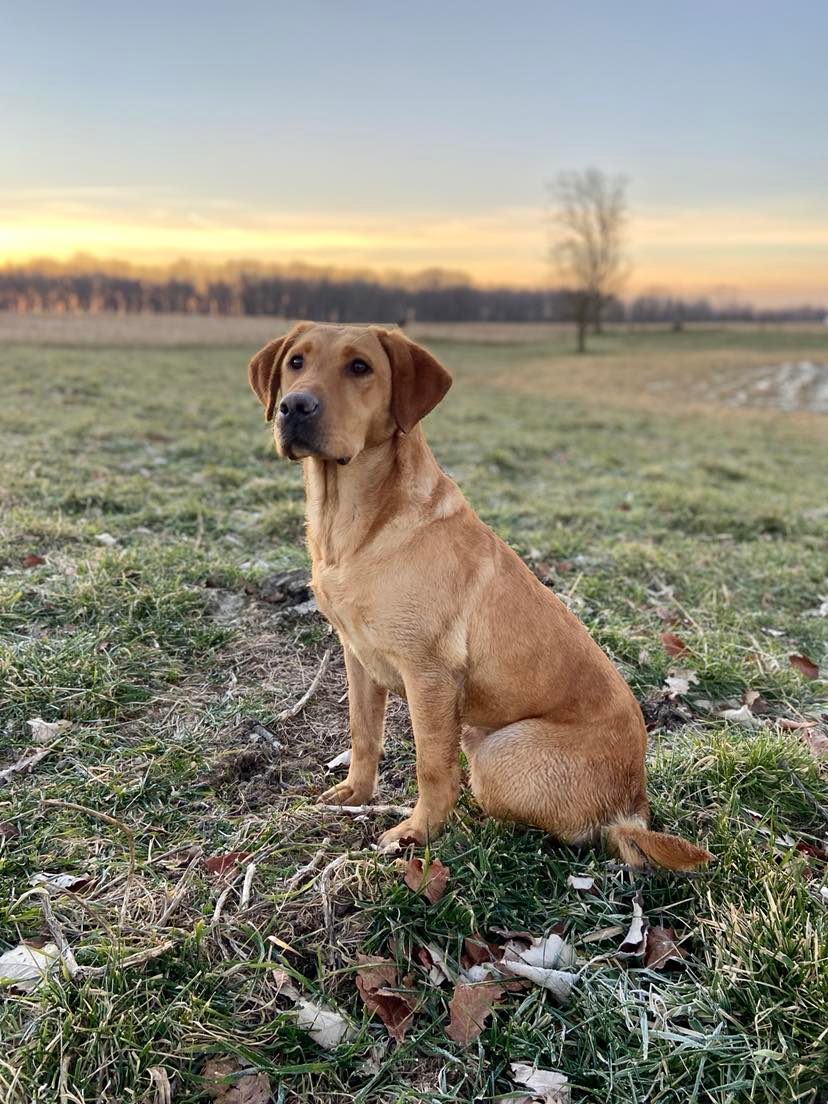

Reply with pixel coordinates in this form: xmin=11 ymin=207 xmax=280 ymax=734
xmin=1 ymin=321 xmax=827 ymax=1103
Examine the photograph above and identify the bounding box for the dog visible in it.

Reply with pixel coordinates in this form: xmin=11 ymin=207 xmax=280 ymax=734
xmin=248 ymin=322 xmax=711 ymax=870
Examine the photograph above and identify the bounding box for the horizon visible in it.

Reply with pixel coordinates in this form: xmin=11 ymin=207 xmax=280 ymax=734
xmin=3 ymin=1 xmax=827 ymax=308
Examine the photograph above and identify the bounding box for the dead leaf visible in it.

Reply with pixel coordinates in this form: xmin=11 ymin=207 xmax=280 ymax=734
xmin=718 ymin=704 xmax=764 ymax=730
xmin=581 ymin=924 xmax=626 ymax=944
xmin=203 ymin=851 xmax=251 ymax=876
xmin=445 ymin=980 xmax=504 ymax=1045
xmin=511 ymin=1062 xmax=570 ymax=1103
xmin=403 ymin=856 xmax=449 ymax=903
xmin=26 ymin=717 xmax=71 ymax=744
xmin=0 ymin=822 xmax=19 ymax=839
xmin=0 ymin=941 xmax=60 ymax=993
xmin=417 ymin=943 xmax=454 ymax=986
xmin=325 ymin=748 xmax=351 ymax=771
xmin=655 ymin=606 xmax=679 ymax=625
xmin=617 ymin=896 xmax=648 ymax=956
xmin=461 ymin=933 xmax=499 ymax=969
xmin=663 ymin=674 xmax=693 ymax=698
xmin=661 ymin=632 xmax=689 ymax=657
xmin=795 ymin=839 xmax=828 ymax=861
xmin=202 ymin=1057 xmax=271 ymax=1104
xmin=22 ymin=553 xmax=46 ymax=568
xmin=0 ymin=745 xmax=54 ymax=786
xmin=566 ymin=873 xmax=595 ymax=893
xmin=499 ymin=934 xmax=578 ymax=1002
xmin=271 ymin=968 xmax=300 ymax=1000
xmin=800 ymin=727 xmax=828 ymax=756
xmin=790 ymin=653 xmax=820 ymax=680
xmin=355 ymin=954 xmax=417 ymax=1043
xmin=30 ymin=872 xmax=94 ymax=893
xmin=644 ymin=926 xmax=688 ymax=970
xmin=295 ymin=997 xmax=355 ymax=1049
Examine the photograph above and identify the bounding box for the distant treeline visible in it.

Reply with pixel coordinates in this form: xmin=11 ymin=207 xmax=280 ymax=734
xmin=0 ymin=266 xmax=824 ymax=324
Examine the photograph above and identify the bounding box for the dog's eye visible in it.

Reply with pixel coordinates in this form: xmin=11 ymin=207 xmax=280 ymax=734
xmin=348 ymin=359 xmax=372 ymax=376
xmin=288 ymin=354 xmax=304 ymax=370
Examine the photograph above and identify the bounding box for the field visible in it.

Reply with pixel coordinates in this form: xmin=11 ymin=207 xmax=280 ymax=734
xmin=1 ymin=318 xmax=827 ymax=1104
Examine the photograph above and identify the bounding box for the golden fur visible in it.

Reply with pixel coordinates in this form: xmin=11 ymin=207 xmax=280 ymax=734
xmin=248 ymin=323 xmax=711 ymax=869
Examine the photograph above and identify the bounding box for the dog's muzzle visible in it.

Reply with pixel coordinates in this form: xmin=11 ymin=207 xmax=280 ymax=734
xmin=278 ymin=390 xmax=323 ymax=457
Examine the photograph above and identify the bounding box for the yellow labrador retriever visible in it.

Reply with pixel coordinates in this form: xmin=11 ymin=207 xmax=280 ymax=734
xmin=249 ymin=322 xmax=711 ymax=869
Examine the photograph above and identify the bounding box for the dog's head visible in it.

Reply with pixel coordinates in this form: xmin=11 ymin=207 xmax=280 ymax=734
xmin=248 ymin=322 xmax=452 ymax=464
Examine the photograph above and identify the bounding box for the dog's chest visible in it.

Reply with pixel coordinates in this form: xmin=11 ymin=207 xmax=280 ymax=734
xmin=312 ymin=563 xmax=404 ymax=694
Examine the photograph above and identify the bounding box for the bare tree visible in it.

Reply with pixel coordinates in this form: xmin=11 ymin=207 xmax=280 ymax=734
xmin=548 ymin=169 xmax=630 ymax=353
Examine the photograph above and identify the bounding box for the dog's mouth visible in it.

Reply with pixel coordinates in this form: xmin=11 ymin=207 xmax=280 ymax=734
xmin=280 ymin=429 xmax=351 ymax=466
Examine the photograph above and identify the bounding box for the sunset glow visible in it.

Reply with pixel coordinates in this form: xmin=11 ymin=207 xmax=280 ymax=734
xmin=3 ymin=2 xmax=827 ymax=308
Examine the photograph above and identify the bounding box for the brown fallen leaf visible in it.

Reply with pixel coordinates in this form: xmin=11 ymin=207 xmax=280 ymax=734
xmin=661 ymin=632 xmax=689 ymax=658
xmin=403 ymin=856 xmax=449 ymax=903
xmin=800 ymin=727 xmax=828 ymax=756
xmin=644 ymin=926 xmax=688 ymax=970
xmin=0 ymin=822 xmax=19 ymax=839
xmin=202 ymin=1057 xmax=271 ymax=1104
xmin=203 ymin=851 xmax=252 ymax=876
xmin=795 ymin=839 xmax=828 ymax=862
xmin=22 ymin=553 xmax=46 ymax=568
xmin=355 ymin=954 xmax=417 ymax=1043
xmin=789 ymin=653 xmax=820 ymax=680
xmin=461 ymin=933 xmax=499 ymax=969
xmin=417 ymin=944 xmax=454 ymax=985
xmin=445 ymin=980 xmax=504 ymax=1045
xmin=655 ymin=606 xmax=679 ymax=625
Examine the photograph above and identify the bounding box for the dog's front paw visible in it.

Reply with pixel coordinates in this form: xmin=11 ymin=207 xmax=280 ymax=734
xmin=377 ymin=816 xmax=428 ymax=852
xmin=317 ymin=778 xmax=374 ymax=806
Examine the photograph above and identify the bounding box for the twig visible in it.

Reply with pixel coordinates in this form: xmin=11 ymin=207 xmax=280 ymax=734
xmin=318 ymin=854 xmax=349 ymax=944
xmin=158 ymin=851 xmax=201 ymax=926
xmin=211 ymin=872 xmax=245 ymax=926
xmin=276 ymin=648 xmax=331 ymax=722
xmin=29 ymin=888 xmax=80 ymax=978
xmin=239 ymin=861 xmax=257 ymax=911
xmin=39 ymin=800 xmax=137 ymax=927
xmin=315 ymin=803 xmax=414 ymax=817
xmin=41 ymin=800 xmax=136 ymax=872
xmin=0 ymin=746 xmax=53 ymax=786
xmin=284 ymin=840 xmax=330 ymax=890
xmin=78 ymin=940 xmax=177 ymax=978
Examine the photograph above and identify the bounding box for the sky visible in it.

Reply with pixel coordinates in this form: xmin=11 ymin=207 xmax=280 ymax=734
xmin=2 ymin=0 xmax=827 ymax=305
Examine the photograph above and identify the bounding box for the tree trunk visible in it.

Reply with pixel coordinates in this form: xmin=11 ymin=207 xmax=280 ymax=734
xmin=592 ymin=295 xmax=604 ymax=334
xmin=576 ymin=317 xmax=587 ymax=353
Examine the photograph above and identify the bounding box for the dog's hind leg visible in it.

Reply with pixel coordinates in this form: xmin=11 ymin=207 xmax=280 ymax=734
xmin=463 ymin=719 xmax=622 ymax=844
xmin=463 ymin=719 xmax=710 ymax=870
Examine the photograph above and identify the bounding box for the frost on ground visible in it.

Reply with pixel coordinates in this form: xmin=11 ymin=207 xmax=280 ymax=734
xmin=705 ymin=360 xmax=828 ymax=413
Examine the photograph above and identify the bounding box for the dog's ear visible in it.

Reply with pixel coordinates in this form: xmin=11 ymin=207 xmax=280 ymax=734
xmin=248 ymin=322 xmax=312 ymax=421
xmin=378 ymin=329 xmax=452 ymax=433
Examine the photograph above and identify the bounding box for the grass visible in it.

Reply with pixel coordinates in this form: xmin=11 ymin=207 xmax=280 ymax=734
xmin=0 ymin=322 xmax=826 ymax=1103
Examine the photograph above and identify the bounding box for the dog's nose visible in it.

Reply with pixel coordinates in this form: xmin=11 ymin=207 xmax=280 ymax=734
xmin=279 ymin=391 xmax=321 ymax=421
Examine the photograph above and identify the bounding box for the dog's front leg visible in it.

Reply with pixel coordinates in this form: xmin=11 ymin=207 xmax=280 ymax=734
xmin=319 ymin=644 xmax=387 ymax=805
xmin=378 ymin=670 xmax=461 ymax=851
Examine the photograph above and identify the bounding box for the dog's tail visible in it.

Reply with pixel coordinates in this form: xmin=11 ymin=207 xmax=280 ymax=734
xmin=605 ymin=816 xmax=712 ymax=872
